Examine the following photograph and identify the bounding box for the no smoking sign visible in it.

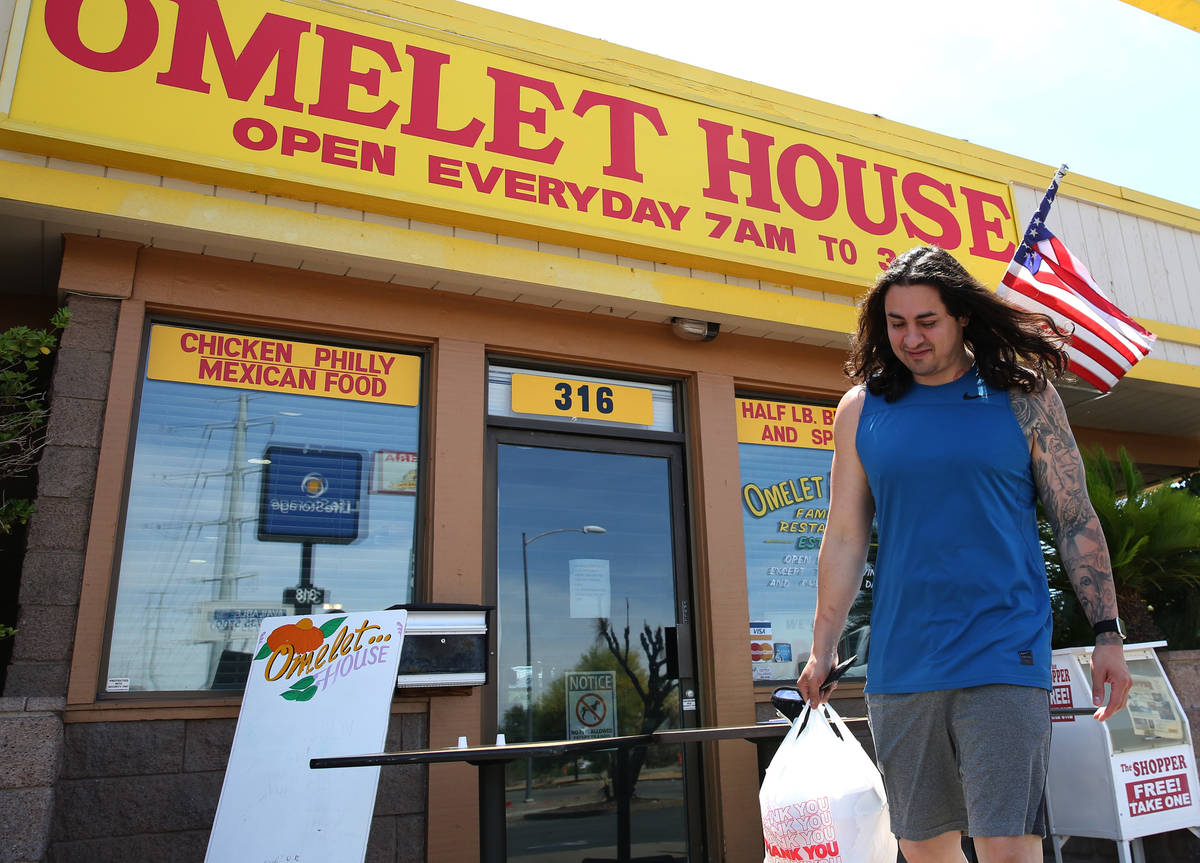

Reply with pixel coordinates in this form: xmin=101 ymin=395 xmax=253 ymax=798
xmin=566 ymin=670 xmax=617 ymax=740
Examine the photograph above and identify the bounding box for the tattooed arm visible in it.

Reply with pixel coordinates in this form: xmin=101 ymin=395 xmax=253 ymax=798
xmin=1010 ymin=382 xmax=1131 ymax=721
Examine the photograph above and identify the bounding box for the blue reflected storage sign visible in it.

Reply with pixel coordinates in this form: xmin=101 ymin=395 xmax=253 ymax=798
xmin=257 ymin=446 xmax=363 ymax=543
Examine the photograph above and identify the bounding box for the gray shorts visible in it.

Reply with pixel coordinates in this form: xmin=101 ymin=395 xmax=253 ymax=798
xmin=866 ymin=684 xmax=1050 ymax=841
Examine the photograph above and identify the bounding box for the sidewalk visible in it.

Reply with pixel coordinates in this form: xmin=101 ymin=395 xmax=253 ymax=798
xmin=1041 ymin=830 xmax=1200 ymax=862
xmin=504 ymin=767 xmax=682 ymax=822
xmin=505 ymin=771 xmax=1200 ymax=861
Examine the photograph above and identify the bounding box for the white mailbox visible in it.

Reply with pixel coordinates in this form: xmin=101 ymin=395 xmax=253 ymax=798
xmin=1047 ymin=641 xmax=1200 ymax=863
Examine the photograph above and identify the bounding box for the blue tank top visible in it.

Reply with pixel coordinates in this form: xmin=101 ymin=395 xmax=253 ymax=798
xmin=856 ymin=367 xmax=1051 ymax=693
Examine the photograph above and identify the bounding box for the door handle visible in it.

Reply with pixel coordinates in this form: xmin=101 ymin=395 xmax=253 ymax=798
xmin=665 ymin=622 xmax=693 ymax=680
xmin=665 ymin=626 xmax=679 ymax=680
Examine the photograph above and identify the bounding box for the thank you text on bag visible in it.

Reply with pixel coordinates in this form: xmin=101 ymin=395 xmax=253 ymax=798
xmin=759 ymin=704 xmax=896 ymax=863
xmin=762 ymin=796 xmax=840 ymax=859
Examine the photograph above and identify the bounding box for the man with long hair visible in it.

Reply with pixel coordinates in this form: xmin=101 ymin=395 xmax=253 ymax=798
xmin=797 ymin=246 xmax=1132 ymax=863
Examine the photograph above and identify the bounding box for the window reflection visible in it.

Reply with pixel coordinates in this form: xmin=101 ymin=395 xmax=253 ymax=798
xmin=497 ymin=445 xmax=678 ymax=740
xmin=105 ymin=331 xmax=421 ymax=694
xmin=495 ymin=442 xmax=687 ymax=861
xmin=736 ymin=396 xmax=870 ymax=685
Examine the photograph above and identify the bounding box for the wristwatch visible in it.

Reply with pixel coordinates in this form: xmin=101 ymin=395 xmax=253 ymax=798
xmin=1093 ymin=617 xmax=1127 ymax=640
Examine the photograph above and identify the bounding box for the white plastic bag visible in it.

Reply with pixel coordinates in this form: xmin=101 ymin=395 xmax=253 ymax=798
xmin=760 ymin=703 xmax=897 ymax=863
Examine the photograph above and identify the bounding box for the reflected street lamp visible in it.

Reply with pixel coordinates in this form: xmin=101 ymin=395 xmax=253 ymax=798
xmin=521 ymin=524 xmax=606 ymax=802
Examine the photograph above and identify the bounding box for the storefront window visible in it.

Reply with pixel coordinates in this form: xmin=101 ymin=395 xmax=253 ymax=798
xmin=103 ymin=324 xmax=423 ymax=694
xmin=736 ymin=395 xmax=870 ymax=686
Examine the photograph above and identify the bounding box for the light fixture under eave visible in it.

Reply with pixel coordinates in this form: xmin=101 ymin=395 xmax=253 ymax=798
xmin=670 ymin=317 xmax=720 ymax=342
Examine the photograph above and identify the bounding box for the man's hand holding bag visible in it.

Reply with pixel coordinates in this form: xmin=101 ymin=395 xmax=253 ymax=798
xmin=759 ymin=703 xmax=896 ymax=863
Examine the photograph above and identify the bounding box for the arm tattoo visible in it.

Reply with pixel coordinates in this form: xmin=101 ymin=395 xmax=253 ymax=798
xmin=1010 ymin=386 xmax=1120 ymax=626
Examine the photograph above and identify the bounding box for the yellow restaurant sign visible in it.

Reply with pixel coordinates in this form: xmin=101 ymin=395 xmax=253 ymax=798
xmin=146 ymin=324 xmax=420 ymax=405
xmin=2 ymin=1 xmax=1018 ymax=287
xmin=736 ymin=397 xmax=835 ymax=449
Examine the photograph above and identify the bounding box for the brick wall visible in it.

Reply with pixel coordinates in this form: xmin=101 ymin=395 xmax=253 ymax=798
xmin=4 ymin=294 xmax=117 ymax=698
xmin=44 ymin=712 xmax=427 ymax=863
xmin=0 ymin=294 xmax=117 ymax=863
xmin=1160 ymin=648 xmax=1200 ymax=756
xmin=0 ymin=697 xmax=64 ymax=863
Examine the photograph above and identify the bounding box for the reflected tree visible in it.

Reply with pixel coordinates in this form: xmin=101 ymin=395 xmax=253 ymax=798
xmin=502 ymin=641 xmax=647 ymax=741
xmin=597 ymin=599 xmax=679 ymax=797
xmin=501 ymin=640 xmax=650 ymax=791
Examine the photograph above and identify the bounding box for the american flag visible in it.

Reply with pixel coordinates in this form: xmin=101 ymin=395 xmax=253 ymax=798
xmin=998 ymin=165 xmax=1155 ymax=393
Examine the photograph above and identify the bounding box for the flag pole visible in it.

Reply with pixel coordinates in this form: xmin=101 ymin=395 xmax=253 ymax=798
xmin=1025 ymin=164 xmax=1112 ymax=403
xmin=1017 ymin=163 xmax=1069 ymax=256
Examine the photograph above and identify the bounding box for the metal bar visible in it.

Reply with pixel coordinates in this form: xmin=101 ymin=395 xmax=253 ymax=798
xmin=521 ymin=531 xmax=533 ymax=802
xmin=297 ymin=542 xmax=314 ymax=614
xmin=310 ymin=733 xmax=655 ymax=769
xmin=478 ymin=761 xmax=507 ymax=863
xmin=650 ymin=720 xmax=857 ymax=745
xmin=311 ymin=733 xmax=657 ymax=863
xmin=313 ymin=713 xmax=1109 ymax=863
xmin=312 ymin=708 xmax=1077 ymax=771
xmin=615 ymin=747 xmax=632 ymax=863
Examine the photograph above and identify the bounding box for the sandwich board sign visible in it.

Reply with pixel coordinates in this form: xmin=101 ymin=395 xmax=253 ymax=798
xmin=205 ymin=610 xmax=406 ymax=863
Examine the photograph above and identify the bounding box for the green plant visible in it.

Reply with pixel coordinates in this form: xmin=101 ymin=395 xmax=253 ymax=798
xmin=1045 ymin=446 xmax=1200 ymax=647
xmin=0 ymin=308 xmax=70 ymax=639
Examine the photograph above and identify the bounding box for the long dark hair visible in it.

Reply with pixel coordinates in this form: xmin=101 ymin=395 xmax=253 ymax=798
xmin=847 ymin=246 xmax=1069 ymax=401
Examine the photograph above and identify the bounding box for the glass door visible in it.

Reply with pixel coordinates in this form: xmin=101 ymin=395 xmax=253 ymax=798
xmin=491 ymin=429 xmax=698 ymax=863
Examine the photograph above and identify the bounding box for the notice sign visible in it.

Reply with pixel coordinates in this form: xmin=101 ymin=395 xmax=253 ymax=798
xmin=205 ymin=610 xmax=406 ymax=863
xmin=569 ymin=559 xmax=611 ymax=619
xmin=566 ymin=670 xmax=617 ymax=740
xmin=147 ymin=325 xmax=419 ymax=406
xmin=258 ymin=446 xmax=363 ymax=543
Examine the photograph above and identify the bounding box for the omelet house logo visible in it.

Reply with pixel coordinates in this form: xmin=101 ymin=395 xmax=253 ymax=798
xmin=254 ymin=617 xmax=399 ymax=701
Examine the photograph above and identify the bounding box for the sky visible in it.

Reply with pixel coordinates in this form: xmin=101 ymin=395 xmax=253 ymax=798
xmin=465 ymin=0 xmax=1200 ymax=211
